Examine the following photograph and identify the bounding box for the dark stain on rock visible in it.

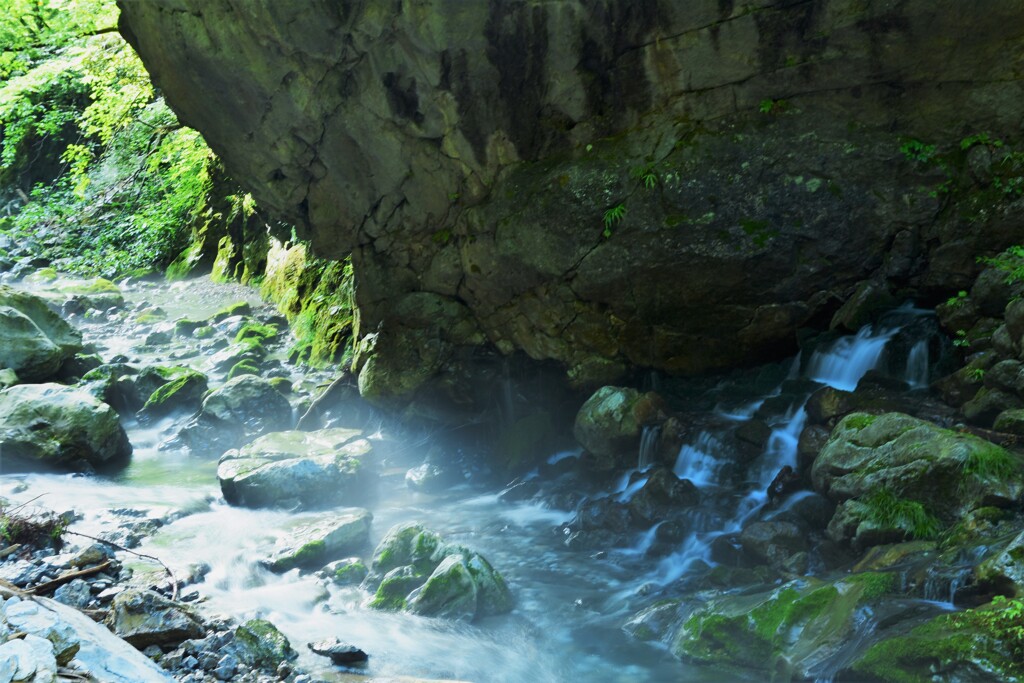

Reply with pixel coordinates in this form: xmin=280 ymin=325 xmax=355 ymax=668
xmin=753 ymin=2 xmax=827 ymax=75
xmin=483 ymin=1 xmax=552 ymax=160
xmin=382 ymin=72 xmax=424 ymax=125
xmin=718 ymin=0 xmax=735 ymax=20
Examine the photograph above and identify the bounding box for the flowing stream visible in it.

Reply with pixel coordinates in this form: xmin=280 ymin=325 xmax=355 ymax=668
xmin=0 ymin=276 xmax=942 ymax=681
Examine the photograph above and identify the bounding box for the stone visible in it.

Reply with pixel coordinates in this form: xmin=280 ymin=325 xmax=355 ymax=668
xmin=994 ymin=408 xmax=1024 ymax=435
xmin=627 ymin=468 xmax=699 ymax=526
xmin=0 ymin=285 xmax=82 ymax=382
xmin=138 ymin=369 xmax=209 ymax=419
xmin=307 ymin=638 xmax=368 ymax=665
xmin=218 ymin=429 xmax=375 ymax=509
xmin=232 ymin=619 xmax=296 ymax=670
xmin=0 ymin=383 xmax=131 ymax=472
xmin=2 ymin=597 xmax=80 ymax=665
xmin=105 ymin=589 xmax=205 ymax=648
xmin=739 ymin=520 xmax=808 ymax=566
xmin=0 ymin=634 xmax=57 ymax=683
xmin=266 ymin=508 xmax=373 ymax=572
xmin=812 ymin=412 xmax=1024 ymax=547
xmin=962 ymin=386 xmax=1024 ymax=427
xmin=319 ymin=558 xmax=368 ymax=585
xmin=177 ymin=375 xmax=292 ymax=456
xmin=573 ymin=386 xmax=659 ymax=469
xmin=53 ymin=579 xmax=92 ymax=609
xmin=672 ymin=575 xmax=895 ymax=678
xmin=364 ymin=522 xmax=513 ymax=621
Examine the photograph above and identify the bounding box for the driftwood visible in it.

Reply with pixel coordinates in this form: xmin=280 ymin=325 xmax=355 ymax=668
xmin=66 ymin=531 xmax=178 ymax=601
xmin=31 ymin=561 xmax=111 ymax=596
xmin=0 ymin=544 xmax=21 ymax=560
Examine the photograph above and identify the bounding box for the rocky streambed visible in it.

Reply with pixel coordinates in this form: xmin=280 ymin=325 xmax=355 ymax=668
xmin=3 ymin=253 xmax=1024 ymax=682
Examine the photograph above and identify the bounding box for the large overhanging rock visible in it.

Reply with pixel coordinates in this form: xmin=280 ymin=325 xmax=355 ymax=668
xmin=117 ymin=0 xmax=1024 ymax=400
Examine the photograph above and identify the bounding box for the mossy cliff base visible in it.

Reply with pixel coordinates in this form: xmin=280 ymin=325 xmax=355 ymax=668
xmin=119 ymin=0 xmax=1024 ymax=402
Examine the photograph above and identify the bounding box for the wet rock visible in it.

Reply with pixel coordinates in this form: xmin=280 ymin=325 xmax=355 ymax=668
xmin=574 ymin=387 xmax=662 ymax=469
xmin=975 ymin=528 xmax=1024 ymax=594
xmin=307 ymin=638 xmax=368 ymax=665
xmin=177 ymin=375 xmax=292 ymax=456
xmin=672 ymin=575 xmax=894 ymax=678
xmin=623 ymin=599 xmax=683 ymax=643
xmin=933 ymin=353 xmax=996 ymax=408
xmin=2 ymin=597 xmax=80 ymax=665
xmin=318 ymin=557 xmax=368 ymax=585
xmin=766 ymin=466 xmax=801 ymax=505
xmin=364 ymin=522 xmax=513 ymax=621
xmin=830 ymin=279 xmax=896 ymax=332
xmin=138 ymin=369 xmax=208 ymax=419
xmin=627 ymin=468 xmax=699 ymax=526
xmin=266 ymin=508 xmax=372 ymax=572
xmin=962 ymin=387 xmax=1024 ymax=427
xmin=812 ymin=413 xmax=1024 ymax=548
xmin=405 ymin=460 xmax=462 ymax=493
xmin=848 ymin=598 xmax=1023 ymax=682
xmin=106 ymin=589 xmax=205 ymax=648
xmin=218 ymin=429 xmax=375 ymax=509
xmin=0 ymin=634 xmax=57 ymax=683
xmin=994 ymin=408 xmax=1024 ymax=435
xmin=0 ymin=383 xmax=131 ymax=471
xmin=232 ymin=618 xmax=296 ymax=670
xmin=69 ymin=542 xmax=115 ymax=568
xmin=739 ymin=520 xmax=808 ymax=567
xmin=576 ymin=498 xmax=632 ymax=534
xmin=0 ymin=285 xmax=82 ymax=382
xmin=797 ymin=424 xmax=831 ymax=472
xmin=52 ymin=579 xmax=92 ymax=609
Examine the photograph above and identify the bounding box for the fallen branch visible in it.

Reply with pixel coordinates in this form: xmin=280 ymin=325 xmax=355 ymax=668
xmin=66 ymin=531 xmax=178 ymax=601
xmin=0 ymin=544 xmax=21 ymax=560
xmin=31 ymin=560 xmax=111 ymax=596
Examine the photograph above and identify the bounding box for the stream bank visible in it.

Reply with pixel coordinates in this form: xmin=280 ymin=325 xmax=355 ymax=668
xmin=1 ymin=247 xmax=1024 ymax=682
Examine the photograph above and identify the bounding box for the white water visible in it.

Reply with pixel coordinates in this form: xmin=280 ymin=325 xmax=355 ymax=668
xmin=673 ymin=432 xmax=723 ymax=487
xmin=807 ymin=326 xmax=897 ymax=391
xmin=905 ymin=340 xmax=930 ymax=389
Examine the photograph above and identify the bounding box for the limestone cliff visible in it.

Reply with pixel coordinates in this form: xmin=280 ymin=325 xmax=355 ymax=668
xmin=117 ymin=0 xmax=1024 ymax=405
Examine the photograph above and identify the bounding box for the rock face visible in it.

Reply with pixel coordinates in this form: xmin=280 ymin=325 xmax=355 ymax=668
xmin=116 ymin=0 xmax=1024 ymax=401
xmin=177 ymin=375 xmax=292 ymax=456
xmin=0 ymin=285 xmax=82 ymax=382
xmin=0 ymin=383 xmax=131 ymax=472
xmin=265 ymin=508 xmax=373 ymax=573
xmin=218 ymin=429 xmax=376 ymax=509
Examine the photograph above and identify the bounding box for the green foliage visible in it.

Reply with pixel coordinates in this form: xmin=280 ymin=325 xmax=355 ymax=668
xmin=860 ymin=489 xmax=940 ymax=540
xmin=602 ymin=203 xmax=626 ymax=238
xmin=945 ymin=290 xmax=968 ymax=308
xmin=961 ymin=132 xmax=1003 ymax=150
xmin=980 ymin=245 xmax=1024 ymax=286
xmin=899 ymin=139 xmax=937 ymax=164
xmin=0 ymin=502 xmax=68 ymax=548
xmin=962 ymin=443 xmax=1017 ymax=482
xmin=968 ymin=367 xmax=986 ymax=382
xmin=953 ymin=329 xmax=971 ymax=348
xmin=758 ymin=99 xmax=787 ymax=115
xmin=0 ymin=1 xmax=219 ymax=278
xmin=630 ymin=164 xmax=658 ymax=189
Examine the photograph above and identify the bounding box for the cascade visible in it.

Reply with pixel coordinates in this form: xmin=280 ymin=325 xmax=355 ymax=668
xmin=637 ymin=424 xmax=661 ymax=469
xmin=905 ymin=340 xmax=930 ymax=389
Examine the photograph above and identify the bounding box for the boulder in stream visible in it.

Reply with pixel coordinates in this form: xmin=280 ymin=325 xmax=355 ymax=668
xmin=218 ymin=428 xmax=375 ymax=509
xmin=266 ymin=508 xmax=373 ymax=572
xmin=364 ymin=522 xmax=513 ymax=621
xmin=672 ymin=574 xmax=897 ymax=679
xmin=0 ymin=383 xmax=131 ymax=471
xmin=812 ymin=412 xmax=1024 ymax=548
xmin=105 ymin=588 xmax=205 ymax=648
xmin=177 ymin=375 xmax=292 ymax=456
xmin=0 ymin=285 xmax=82 ymax=382
xmin=573 ymin=386 xmax=663 ymax=469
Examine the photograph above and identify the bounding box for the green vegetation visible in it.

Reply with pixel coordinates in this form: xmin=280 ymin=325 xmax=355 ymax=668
xmin=853 ymin=595 xmax=1024 ymax=681
xmin=980 ymin=245 xmax=1024 ymax=286
xmin=843 ymin=413 xmax=877 ymax=430
xmin=0 ymin=501 xmax=68 ymax=548
xmin=859 ymin=489 xmax=940 ymax=540
xmin=962 ymin=443 xmax=1018 ymax=482
xmin=602 ymin=202 xmax=626 ymax=237
xmin=945 ymin=290 xmax=968 ymax=308
xmin=630 ymin=164 xmax=658 ymax=189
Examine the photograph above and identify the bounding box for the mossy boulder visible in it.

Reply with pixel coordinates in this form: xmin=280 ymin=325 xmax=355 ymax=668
xmin=0 ymin=383 xmax=131 ymax=472
xmin=573 ymin=386 xmax=662 ymax=469
xmin=217 ymin=429 xmax=375 ymax=509
xmin=232 ymin=618 xmax=296 ymax=670
xmin=0 ymin=285 xmax=83 ymax=381
xmin=177 ymin=375 xmax=292 ymax=457
xmin=265 ymin=508 xmax=372 ymax=572
xmin=364 ymin=522 xmax=513 ymax=621
xmin=227 ymin=359 xmax=260 ymax=379
xmin=674 ymin=574 xmax=895 ymax=679
xmin=105 ymin=589 xmax=204 ymax=648
xmin=138 ymin=369 xmax=208 ymax=418
xmin=849 ymin=597 xmax=1024 ymax=682
xmin=812 ymin=412 xmax=1024 ymax=547
xmin=319 ymin=558 xmax=368 ymax=585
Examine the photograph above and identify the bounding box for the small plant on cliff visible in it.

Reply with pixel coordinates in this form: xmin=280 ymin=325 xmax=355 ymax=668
xmin=860 ymin=489 xmax=940 ymax=540
xmin=602 ymin=203 xmax=627 ymax=238
xmin=899 ymin=139 xmax=937 ymax=164
xmin=630 ymin=164 xmax=658 ymax=189
xmin=945 ymin=290 xmax=968 ymax=308
xmin=980 ymin=245 xmax=1024 ymax=286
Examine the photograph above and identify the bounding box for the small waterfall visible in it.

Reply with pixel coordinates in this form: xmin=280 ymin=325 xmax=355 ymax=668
xmin=905 ymin=340 xmax=929 ymax=389
xmin=673 ymin=432 xmax=723 ymax=487
xmin=638 ymin=425 xmax=660 ymax=469
xmin=807 ymin=326 xmax=897 ymax=391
